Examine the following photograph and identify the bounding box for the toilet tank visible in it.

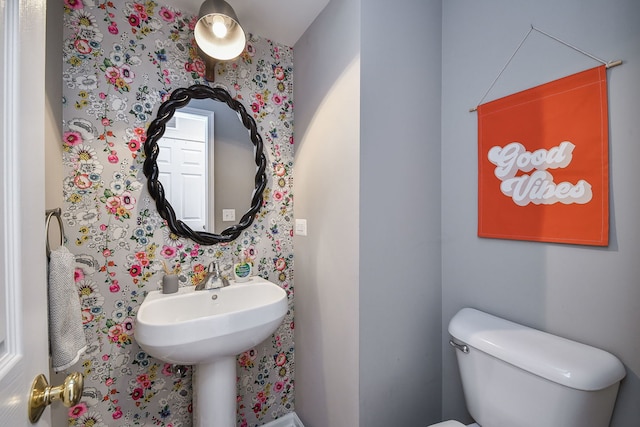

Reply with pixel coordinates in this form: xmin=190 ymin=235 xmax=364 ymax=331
xmin=448 ymin=308 xmax=626 ymax=427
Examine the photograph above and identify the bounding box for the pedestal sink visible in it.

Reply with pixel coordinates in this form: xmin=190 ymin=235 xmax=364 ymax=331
xmin=134 ymin=277 xmax=287 ymax=427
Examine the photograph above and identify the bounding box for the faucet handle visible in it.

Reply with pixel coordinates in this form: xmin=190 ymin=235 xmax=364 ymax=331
xmin=210 ymin=261 xmax=225 ymax=279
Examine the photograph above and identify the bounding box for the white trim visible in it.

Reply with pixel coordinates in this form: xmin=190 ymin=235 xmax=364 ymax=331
xmin=0 ymin=0 xmax=24 ymax=376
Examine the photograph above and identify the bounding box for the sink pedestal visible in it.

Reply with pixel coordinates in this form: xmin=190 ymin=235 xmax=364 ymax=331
xmin=193 ymin=357 xmax=237 ymax=427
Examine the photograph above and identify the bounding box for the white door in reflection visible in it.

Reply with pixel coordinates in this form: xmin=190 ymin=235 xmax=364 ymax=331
xmin=157 ymin=109 xmax=214 ymax=231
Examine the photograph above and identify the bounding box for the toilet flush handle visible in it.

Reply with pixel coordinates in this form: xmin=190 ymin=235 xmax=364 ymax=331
xmin=449 ymin=339 xmax=469 ymax=354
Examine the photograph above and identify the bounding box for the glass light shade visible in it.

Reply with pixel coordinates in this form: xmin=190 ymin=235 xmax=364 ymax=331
xmin=195 ymin=0 xmax=246 ymax=61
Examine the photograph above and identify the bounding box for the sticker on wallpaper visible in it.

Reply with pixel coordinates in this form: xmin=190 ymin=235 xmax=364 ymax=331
xmin=477 ymin=66 xmax=609 ymax=246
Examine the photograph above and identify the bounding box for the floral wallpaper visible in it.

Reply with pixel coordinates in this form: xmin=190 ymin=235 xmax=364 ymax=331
xmin=61 ymin=1 xmax=294 ymax=426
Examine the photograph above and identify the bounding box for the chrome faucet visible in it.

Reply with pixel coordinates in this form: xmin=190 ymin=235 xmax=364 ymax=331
xmin=194 ymin=261 xmax=230 ymax=290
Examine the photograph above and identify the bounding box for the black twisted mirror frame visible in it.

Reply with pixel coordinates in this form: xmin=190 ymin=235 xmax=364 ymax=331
xmin=143 ymin=84 xmax=267 ymax=245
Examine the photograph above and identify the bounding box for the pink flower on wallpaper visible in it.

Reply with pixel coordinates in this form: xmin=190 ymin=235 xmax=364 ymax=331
xmin=159 ymin=7 xmax=176 ymax=22
xmin=273 ymin=66 xmax=285 ymax=80
xmin=273 ymin=381 xmax=285 ymax=393
xmin=245 ymin=43 xmax=255 ymax=56
xmin=120 ymin=64 xmax=135 ymax=83
xmin=128 ymin=139 xmax=141 ymax=151
xmin=74 ymin=39 xmax=92 ymax=55
xmin=194 ymin=58 xmax=206 ymax=75
xmin=129 ymin=264 xmax=142 ymax=277
xmin=137 ymin=373 xmax=151 ymax=389
xmin=112 ymin=408 xmax=123 ymax=419
xmin=239 ymin=348 xmax=257 ymax=368
xmin=120 ymin=191 xmax=136 ymax=209
xmin=128 ymin=14 xmax=141 ymax=27
xmin=108 ymin=22 xmax=119 ymax=35
xmin=131 ymin=387 xmax=144 ymax=401
xmin=188 ymin=16 xmax=198 ymax=30
xmin=275 ymin=352 xmax=287 ymax=366
xmin=105 ymin=196 xmax=122 ymax=212
xmin=74 ymin=268 xmax=85 ymax=282
xmin=104 ymin=66 xmax=121 ymax=82
xmin=68 ymin=402 xmax=88 ymax=418
xmin=275 ymin=258 xmax=287 ymax=271
xmin=81 ymin=308 xmax=94 ymax=324
xmin=123 ymin=317 xmax=134 ymax=332
xmin=64 ymin=131 xmax=83 ymax=146
xmin=245 ymin=246 xmax=257 ymax=260
xmin=74 ymin=174 xmax=92 ymax=190
xmin=108 ymin=324 xmax=124 ymax=342
xmin=274 ymin=163 xmax=286 ymax=176
xmin=64 ymin=0 xmax=83 ymax=10
xmin=161 ymin=245 xmax=177 ymax=258
xmin=162 ymin=363 xmax=174 ymax=376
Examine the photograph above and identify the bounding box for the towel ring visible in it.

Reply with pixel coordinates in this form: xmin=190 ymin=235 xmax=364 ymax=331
xmin=45 ymin=208 xmax=65 ymax=257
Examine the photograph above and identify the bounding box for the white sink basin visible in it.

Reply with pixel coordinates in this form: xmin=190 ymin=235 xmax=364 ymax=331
xmin=134 ymin=277 xmax=287 ymax=365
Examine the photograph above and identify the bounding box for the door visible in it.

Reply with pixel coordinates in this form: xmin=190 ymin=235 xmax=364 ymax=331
xmin=0 ymin=1 xmax=51 ymax=426
xmin=157 ymin=110 xmax=213 ymax=231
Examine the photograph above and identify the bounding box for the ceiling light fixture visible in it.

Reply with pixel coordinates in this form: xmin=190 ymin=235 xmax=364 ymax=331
xmin=194 ymin=0 xmax=246 ymax=61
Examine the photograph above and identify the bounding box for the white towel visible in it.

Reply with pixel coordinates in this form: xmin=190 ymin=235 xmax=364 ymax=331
xmin=48 ymin=246 xmax=87 ymax=372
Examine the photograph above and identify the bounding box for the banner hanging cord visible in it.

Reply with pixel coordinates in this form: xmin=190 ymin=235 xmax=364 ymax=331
xmin=470 ymin=25 xmax=622 ymax=112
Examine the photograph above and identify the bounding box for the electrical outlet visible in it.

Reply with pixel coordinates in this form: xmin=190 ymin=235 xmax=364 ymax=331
xmin=222 ymin=209 xmax=235 ymax=222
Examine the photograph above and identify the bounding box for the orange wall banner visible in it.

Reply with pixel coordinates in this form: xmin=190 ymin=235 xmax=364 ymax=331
xmin=477 ymin=65 xmax=609 ymax=246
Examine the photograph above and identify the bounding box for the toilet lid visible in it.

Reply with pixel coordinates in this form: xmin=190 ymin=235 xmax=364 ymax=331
xmin=428 ymin=421 xmax=466 ymax=427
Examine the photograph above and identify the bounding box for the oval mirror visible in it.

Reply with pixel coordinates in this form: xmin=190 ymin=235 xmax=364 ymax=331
xmin=143 ymin=85 xmax=267 ymax=245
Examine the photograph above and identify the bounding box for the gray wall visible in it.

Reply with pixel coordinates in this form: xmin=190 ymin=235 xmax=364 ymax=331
xmin=294 ymin=0 xmax=361 ymax=425
xmin=360 ymin=0 xmax=443 ymax=426
xmin=45 ymin=0 xmax=63 ymax=211
xmin=295 ymin=0 xmax=443 ymax=425
xmin=441 ymin=1 xmax=640 ymax=425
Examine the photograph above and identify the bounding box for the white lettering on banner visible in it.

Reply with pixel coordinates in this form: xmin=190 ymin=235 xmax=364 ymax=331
xmin=488 ymin=141 xmax=593 ymax=206
xmin=488 ymin=141 xmax=575 ymax=180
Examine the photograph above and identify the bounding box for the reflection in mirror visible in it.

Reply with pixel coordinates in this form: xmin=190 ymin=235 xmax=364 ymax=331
xmin=143 ymin=85 xmax=267 ymax=245
xmin=156 ymin=101 xmax=255 ymax=233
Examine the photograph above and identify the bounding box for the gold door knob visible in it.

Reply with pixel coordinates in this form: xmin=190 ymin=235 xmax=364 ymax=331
xmin=28 ymin=372 xmax=84 ymax=423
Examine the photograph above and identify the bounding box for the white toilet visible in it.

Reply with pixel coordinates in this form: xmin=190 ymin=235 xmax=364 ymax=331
xmin=430 ymin=308 xmax=626 ymax=427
